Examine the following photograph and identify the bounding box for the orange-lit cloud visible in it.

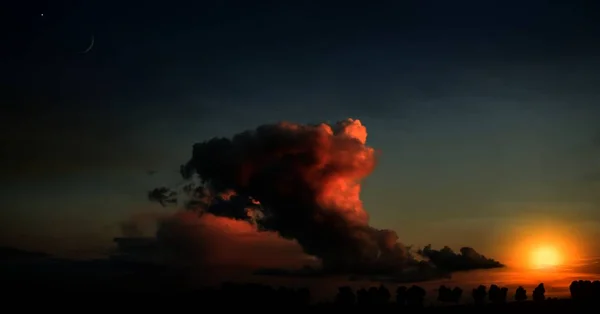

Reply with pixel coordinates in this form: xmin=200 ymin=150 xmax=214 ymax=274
xmin=145 ymin=118 xmax=504 ymax=279
xmin=156 ymin=211 xmax=313 ymax=271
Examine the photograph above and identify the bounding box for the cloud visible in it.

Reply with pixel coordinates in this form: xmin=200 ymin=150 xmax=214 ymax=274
xmin=145 ymin=118 xmax=504 ymax=280
xmin=115 ymin=212 xmax=314 ymax=281
xmin=417 ymin=245 xmax=503 ymax=272
xmin=157 ymin=212 xmax=311 ymax=269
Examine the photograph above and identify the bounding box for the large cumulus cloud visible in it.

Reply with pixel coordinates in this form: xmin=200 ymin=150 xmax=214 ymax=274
xmin=143 ymin=118 xmax=503 ymax=279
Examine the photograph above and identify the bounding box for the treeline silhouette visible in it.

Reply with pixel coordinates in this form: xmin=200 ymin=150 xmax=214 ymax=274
xmin=335 ymin=282 xmax=551 ymax=307
xmin=570 ymin=280 xmax=600 ymax=302
xmin=187 ymin=280 xmax=600 ymax=310
xmin=4 ymin=264 xmax=600 ymax=312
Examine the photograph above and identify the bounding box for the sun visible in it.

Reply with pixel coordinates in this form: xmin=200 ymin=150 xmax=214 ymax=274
xmin=530 ymin=245 xmax=562 ymax=269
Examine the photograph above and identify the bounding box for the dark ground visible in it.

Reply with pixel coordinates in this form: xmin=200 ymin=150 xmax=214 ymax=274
xmin=0 ymin=249 xmax=596 ymax=313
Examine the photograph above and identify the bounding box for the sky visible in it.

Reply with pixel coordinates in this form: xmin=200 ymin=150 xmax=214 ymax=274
xmin=1 ymin=0 xmax=600 ymax=270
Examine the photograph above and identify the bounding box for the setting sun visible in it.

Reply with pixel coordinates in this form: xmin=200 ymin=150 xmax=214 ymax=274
xmin=505 ymin=219 xmax=584 ymax=271
xmin=530 ymin=245 xmax=562 ymax=269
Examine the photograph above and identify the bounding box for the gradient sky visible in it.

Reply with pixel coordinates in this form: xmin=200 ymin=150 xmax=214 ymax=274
xmin=1 ymin=0 xmax=599 ymax=262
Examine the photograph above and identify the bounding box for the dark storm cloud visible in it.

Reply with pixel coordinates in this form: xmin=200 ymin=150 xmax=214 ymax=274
xmin=417 ymin=245 xmax=502 ymax=272
xmin=147 ymin=119 xmax=504 ymax=279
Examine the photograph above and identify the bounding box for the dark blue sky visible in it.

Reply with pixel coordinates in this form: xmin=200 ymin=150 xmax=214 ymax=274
xmin=1 ymin=0 xmax=599 ymax=260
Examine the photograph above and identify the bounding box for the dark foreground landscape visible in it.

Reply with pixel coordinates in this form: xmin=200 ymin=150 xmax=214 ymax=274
xmin=2 ymin=253 xmax=599 ymax=313
xmin=4 ymin=280 xmax=598 ymax=313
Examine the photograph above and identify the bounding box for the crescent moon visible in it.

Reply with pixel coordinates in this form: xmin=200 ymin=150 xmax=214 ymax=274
xmin=81 ymin=35 xmax=95 ymax=54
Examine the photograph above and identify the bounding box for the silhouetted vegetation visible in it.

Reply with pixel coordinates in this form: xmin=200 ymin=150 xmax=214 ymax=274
xmin=570 ymin=280 xmax=600 ymax=302
xmin=533 ymin=283 xmax=546 ymax=302
xmin=515 ymin=286 xmax=528 ymax=302
xmin=472 ymin=284 xmax=487 ymax=304
xmin=4 ymin=256 xmax=600 ymax=312
xmin=355 ymin=285 xmax=392 ymax=305
xmin=488 ymin=284 xmax=508 ymax=304
xmin=437 ymin=285 xmax=462 ymax=303
xmin=335 ymin=286 xmax=356 ymax=305
xmin=405 ymin=285 xmax=427 ymax=307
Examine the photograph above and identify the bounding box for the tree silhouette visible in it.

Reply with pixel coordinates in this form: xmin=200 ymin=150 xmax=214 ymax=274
xmin=367 ymin=287 xmax=379 ymax=304
xmin=377 ymin=285 xmax=391 ymax=304
xmin=515 ymin=286 xmax=527 ymax=302
xmin=396 ymin=286 xmax=408 ymax=306
xmin=472 ymin=285 xmax=487 ymax=304
xmin=438 ymin=285 xmax=462 ymax=303
xmin=406 ymin=285 xmax=426 ymax=307
xmin=335 ymin=286 xmax=355 ymax=305
xmin=438 ymin=285 xmax=451 ymax=303
xmin=452 ymin=287 xmax=463 ymax=303
xmin=488 ymin=284 xmax=508 ymax=304
xmin=356 ymin=288 xmax=369 ymax=305
xmin=533 ymin=283 xmax=545 ymax=302
xmin=569 ymin=280 xmax=600 ymax=302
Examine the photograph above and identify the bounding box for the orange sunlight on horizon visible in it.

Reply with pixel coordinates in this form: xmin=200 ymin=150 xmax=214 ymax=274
xmin=530 ymin=245 xmax=562 ymax=269
xmin=503 ymin=219 xmax=584 ymax=272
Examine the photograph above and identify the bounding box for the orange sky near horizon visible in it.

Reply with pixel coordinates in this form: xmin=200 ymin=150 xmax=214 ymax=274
xmin=413 ymin=213 xmax=594 ymax=270
xmin=2 ymin=209 xmax=600 ymax=305
xmin=185 ymin=258 xmax=600 ymax=305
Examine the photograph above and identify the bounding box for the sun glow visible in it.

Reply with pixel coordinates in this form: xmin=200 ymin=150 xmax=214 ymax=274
xmin=506 ymin=219 xmax=584 ymax=271
xmin=530 ymin=245 xmax=562 ymax=269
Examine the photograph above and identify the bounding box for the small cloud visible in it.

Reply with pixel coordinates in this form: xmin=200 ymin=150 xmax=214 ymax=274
xmin=417 ymin=245 xmax=504 ymax=272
